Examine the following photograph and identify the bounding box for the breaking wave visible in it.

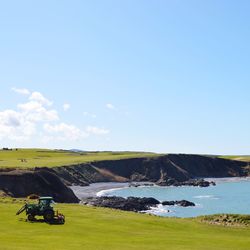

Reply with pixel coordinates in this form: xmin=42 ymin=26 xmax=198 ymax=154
xmin=193 ymin=195 xmax=219 ymax=200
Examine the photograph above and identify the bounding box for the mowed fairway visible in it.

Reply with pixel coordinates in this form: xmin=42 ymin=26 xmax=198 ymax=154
xmin=0 ymin=199 xmax=250 ymax=250
xmin=0 ymin=149 xmax=159 ymax=168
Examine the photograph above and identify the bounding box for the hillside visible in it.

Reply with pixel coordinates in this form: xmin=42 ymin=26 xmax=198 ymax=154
xmin=0 ymin=149 xmax=249 ymax=169
xmin=220 ymin=155 xmax=250 ymax=162
xmin=1 ymin=198 xmax=250 ymax=250
xmin=0 ymin=149 xmax=159 ymax=168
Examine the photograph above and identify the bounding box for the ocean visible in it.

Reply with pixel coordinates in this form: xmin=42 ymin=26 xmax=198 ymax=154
xmin=95 ymin=178 xmax=250 ymax=217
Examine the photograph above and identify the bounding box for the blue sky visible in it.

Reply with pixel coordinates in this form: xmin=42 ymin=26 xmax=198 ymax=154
xmin=0 ymin=0 xmax=249 ymax=154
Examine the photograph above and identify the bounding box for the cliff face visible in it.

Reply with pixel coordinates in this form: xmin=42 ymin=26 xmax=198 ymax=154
xmin=0 ymin=154 xmax=248 ymax=203
xmin=0 ymin=169 xmax=79 ymax=203
xmin=51 ymin=154 xmax=248 ymax=186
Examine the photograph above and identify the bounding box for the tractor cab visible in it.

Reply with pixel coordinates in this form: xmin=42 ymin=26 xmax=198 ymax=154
xmin=38 ymin=197 xmax=55 ymax=208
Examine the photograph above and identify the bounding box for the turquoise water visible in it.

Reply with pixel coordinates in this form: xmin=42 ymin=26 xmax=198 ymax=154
xmin=100 ymin=178 xmax=250 ymax=217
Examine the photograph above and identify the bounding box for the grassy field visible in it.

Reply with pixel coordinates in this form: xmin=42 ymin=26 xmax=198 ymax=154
xmin=220 ymin=155 xmax=250 ymax=162
xmin=1 ymin=149 xmax=249 ymax=169
xmin=0 ymin=199 xmax=250 ymax=250
xmin=0 ymin=149 xmax=159 ymax=168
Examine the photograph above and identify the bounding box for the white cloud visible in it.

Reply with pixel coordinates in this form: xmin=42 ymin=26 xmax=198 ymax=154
xmin=44 ymin=123 xmax=88 ymax=141
xmin=86 ymin=126 xmax=110 ymax=135
xmin=0 ymin=88 xmax=110 ymax=144
xmin=63 ymin=103 xmax=70 ymax=111
xmin=106 ymin=103 xmax=115 ymax=110
xmin=11 ymin=87 xmax=30 ymax=95
xmin=0 ymin=89 xmax=57 ymax=142
xmin=29 ymin=91 xmax=53 ymax=106
xmin=18 ymin=101 xmax=59 ymax=122
xmin=0 ymin=109 xmax=36 ymax=141
xmin=0 ymin=110 xmax=21 ymax=127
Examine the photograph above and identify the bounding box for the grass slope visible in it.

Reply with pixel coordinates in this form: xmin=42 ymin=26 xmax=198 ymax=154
xmin=220 ymin=155 xmax=250 ymax=162
xmin=0 ymin=199 xmax=250 ymax=250
xmin=1 ymin=149 xmax=249 ymax=169
xmin=0 ymin=149 xmax=159 ymax=168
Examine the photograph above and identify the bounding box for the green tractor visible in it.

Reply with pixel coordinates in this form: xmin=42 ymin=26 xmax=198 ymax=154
xmin=16 ymin=196 xmax=65 ymax=224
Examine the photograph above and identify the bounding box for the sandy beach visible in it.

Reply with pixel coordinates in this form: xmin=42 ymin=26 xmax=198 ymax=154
xmin=70 ymin=182 xmax=131 ymax=199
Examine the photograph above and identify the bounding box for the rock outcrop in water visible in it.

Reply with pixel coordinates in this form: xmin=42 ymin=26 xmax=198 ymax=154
xmin=162 ymin=200 xmax=195 ymax=207
xmin=157 ymin=178 xmax=216 ymax=187
xmin=81 ymin=196 xmax=160 ymax=211
xmin=81 ymin=196 xmax=196 ymax=212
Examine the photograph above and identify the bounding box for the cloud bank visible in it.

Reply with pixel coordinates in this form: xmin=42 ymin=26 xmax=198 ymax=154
xmin=0 ymin=88 xmax=109 ymax=145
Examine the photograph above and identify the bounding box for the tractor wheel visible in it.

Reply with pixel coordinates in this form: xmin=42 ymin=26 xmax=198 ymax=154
xmin=43 ymin=210 xmax=54 ymax=222
xmin=58 ymin=215 xmax=65 ymax=224
xmin=27 ymin=214 xmax=35 ymax=221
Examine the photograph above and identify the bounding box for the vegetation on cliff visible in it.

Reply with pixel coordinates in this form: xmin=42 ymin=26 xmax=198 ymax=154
xmin=0 ymin=149 xmax=249 ymax=170
xmin=0 ymin=149 xmax=159 ymax=168
xmin=220 ymin=155 xmax=250 ymax=162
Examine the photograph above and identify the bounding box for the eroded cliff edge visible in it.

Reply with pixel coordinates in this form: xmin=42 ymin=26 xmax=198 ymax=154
xmin=0 ymin=154 xmax=248 ymax=202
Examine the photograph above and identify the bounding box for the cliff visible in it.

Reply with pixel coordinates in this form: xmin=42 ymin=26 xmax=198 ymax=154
xmin=51 ymin=154 xmax=248 ymax=185
xmin=0 ymin=169 xmax=79 ymax=203
xmin=0 ymin=154 xmax=248 ymax=202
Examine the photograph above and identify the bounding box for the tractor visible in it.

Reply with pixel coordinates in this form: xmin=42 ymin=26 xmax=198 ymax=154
xmin=16 ymin=196 xmax=65 ymax=224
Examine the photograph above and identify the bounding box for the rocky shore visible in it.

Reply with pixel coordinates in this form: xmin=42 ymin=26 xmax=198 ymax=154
xmin=157 ymin=178 xmax=216 ymax=187
xmin=81 ymin=196 xmax=195 ymax=212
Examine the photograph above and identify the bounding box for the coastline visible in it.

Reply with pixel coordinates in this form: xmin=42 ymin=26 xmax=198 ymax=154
xmin=70 ymin=182 xmax=131 ymax=199
xmin=70 ymin=182 xmax=155 ymax=199
xmin=71 ymin=177 xmax=250 ymax=200
xmin=205 ymin=176 xmax=250 ymax=183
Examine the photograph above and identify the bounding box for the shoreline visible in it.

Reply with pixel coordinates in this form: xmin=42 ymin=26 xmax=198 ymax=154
xmin=70 ymin=182 xmax=155 ymax=199
xmin=70 ymin=177 xmax=250 ymax=201
xmin=205 ymin=176 xmax=250 ymax=183
xmin=70 ymin=182 xmax=131 ymax=199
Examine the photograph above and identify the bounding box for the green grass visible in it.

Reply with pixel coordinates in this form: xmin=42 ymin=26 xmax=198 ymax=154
xmin=0 ymin=149 xmax=160 ymax=168
xmin=2 ymin=149 xmax=249 ymax=169
xmin=0 ymin=199 xmax=250 ymax=250
xmin=219 ymin=155 xmax=250 ymax=162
